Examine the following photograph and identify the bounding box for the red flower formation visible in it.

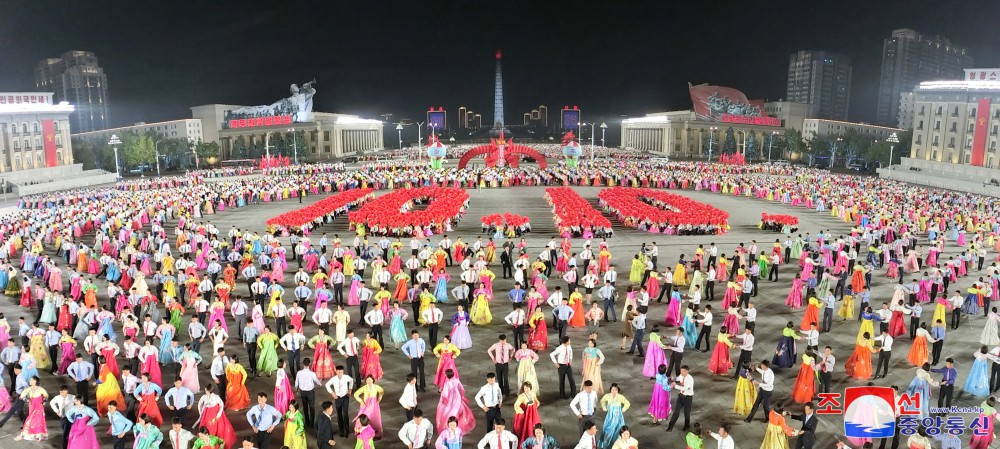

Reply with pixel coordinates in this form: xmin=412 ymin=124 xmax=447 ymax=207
xmin=718 ymin=153 xmax=746 ymax=165
xmin=598 ymin=187 xmax=730 ymax=228
xmin=481 ymin=213 xmax=530 ymax=227
xmin=761 ymin=213 xmax=799 ymax=226
xmin=348 ymin=187 xmax=469 ymax=234
xmin=265 ymin=188 xmax=374 ymax=229
xmin=544 ymin=187 xmax=612 ymax=230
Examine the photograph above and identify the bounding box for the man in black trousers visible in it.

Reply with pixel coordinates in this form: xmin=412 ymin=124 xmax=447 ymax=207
xmin=551 ymin=336 xmax=576 ymax=399
xmin=694 ymin=305 xmax=713 ymax=352
xmin=731 ymin=328 xmax=754 ymax=380
xmin=788 ymin=402 xmax=817 ymax=449
xmin=317 ymin=401 xmax=336 ymax=449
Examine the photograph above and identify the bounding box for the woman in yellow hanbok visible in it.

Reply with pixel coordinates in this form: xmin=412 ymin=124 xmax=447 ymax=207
xmin=673 ymin=255 xmax=689 ymax=287
xmin=470 ymin=282 xmax=493 ymax=325
xmin=838 ymin=293 xmax=855 ymax=320
xmin=629 ymin=255 xmax=645 ymax=284
xmin=733 ymin=361 xmax=757 ymax=415
xmin=95 ymin=356 xmax=125 ymax=417
xmin=283 ymin=401 xmax=307 ymax=449
xmin=28 ymin=331 xmax=51 ymax=370
xmin=342 ymin=252 xmax=355 ymax=277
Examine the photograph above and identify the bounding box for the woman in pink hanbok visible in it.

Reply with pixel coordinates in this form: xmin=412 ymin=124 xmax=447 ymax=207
xmin=274 ymin=360 xmax=293 ymax=414
xmin=786 ymin=275 xmax=804 ymax=309
xmin=435 ymin=369 xmax=476 ymax=434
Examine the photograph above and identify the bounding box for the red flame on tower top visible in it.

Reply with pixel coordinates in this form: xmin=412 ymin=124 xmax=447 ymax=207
xmin=495 ymin=49 xmax=502 ymax=60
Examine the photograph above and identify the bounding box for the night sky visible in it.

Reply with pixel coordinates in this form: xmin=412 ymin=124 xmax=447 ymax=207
xmin=1 ymin=1 xmax=997 ymax=129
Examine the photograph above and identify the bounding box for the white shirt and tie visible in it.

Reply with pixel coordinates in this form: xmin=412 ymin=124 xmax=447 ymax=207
xmin=569 ymin=390 xmax=598 ymax=417
xmin=398 ymin=418 xmax=433 ymax=448
xmin=550 ymin=344 xmax=573 ymax=365
xmin=475 ymin=382 xmax=502 ymax=409
xmin=710 ymin=432 xmax=735 ymax=449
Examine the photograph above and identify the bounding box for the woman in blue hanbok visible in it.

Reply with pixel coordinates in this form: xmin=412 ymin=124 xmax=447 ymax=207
xmin=904 ymin=364 xmax=937 ymax=418
xmin=434 ymin=270 xmax=449 ymax=303
xmin=964 ymin=346 xmax=993 ymax=398
xmin=97 ymin=312 xmax=117 ymax=343
xmin=598 ymin=384 xmax=630 ymax=449
xmin=155 ymin=320 xmax=176 ymax=364
xmin=0 ymin=266 xmax=11 ymax=291
xmin=106 ymin=261 xmax=121 ymax=283
xmin=388 ymin=303 xmax=408 ymax=348
xmin=39 ymin=293 xmax=57 ymax=324
xmin=681 ymin=305 xmax=699 ymax=349
xmin=19 ymin=352 xmax=38 ymax=382
xmin=252 ymin=239 xmax=264 ymax=256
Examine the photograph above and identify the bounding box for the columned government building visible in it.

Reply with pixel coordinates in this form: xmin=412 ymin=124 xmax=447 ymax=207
xmin=191 ymin=105 xmax=383 ymax=160
xmin=621 ymin=111 xmax=785 ymax=159
xmin=0 ymin=92 xmax=74 ymax=172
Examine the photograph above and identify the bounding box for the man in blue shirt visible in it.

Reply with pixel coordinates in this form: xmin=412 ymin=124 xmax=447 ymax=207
xmin=0 ymin=340 xmax=19 ymax=393
xmin=67 ymin=353 xmax=95 ymax=406
xmin=507 ymin=283 xmax=525 ymax=310
xmin=401 ymin=330 xmax=427 ymax=392
xmin=107 ymin=400 xmax=134 ymax=449
xmin=165 ymin=378 xmax=195 ymax=426
xmin=246 ymin=392 xmax=283 ymax=449
xmin=930 ymin=319 xmax=945 ymax=366
xmin=930 ymin=358 xmax=957 ymax=409
xmin=44 ymin=324 xmax=60 ymax=375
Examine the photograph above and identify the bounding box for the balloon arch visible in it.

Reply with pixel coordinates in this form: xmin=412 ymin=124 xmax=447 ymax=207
xmin=456 ymin=142 xmax=548 ymax=169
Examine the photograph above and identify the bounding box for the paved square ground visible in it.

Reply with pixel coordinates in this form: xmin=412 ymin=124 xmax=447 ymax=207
xmin=6 ymin=182 xmax=986 ymax=449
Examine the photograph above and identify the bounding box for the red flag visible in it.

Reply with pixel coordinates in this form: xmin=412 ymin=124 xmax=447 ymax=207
xmin=42 ymin=119 xmax=58 ymax=167
xmin=971 ymin=98 xmax=991 ymax=167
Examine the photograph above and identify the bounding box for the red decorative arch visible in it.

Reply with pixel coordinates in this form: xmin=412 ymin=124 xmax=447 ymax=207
xmin=457 ymin=142 xmax=547 ymax=169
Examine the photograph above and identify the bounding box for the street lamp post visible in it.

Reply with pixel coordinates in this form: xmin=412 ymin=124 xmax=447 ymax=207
xmin=108 ymin=134 xmax=122 ymax=181
xmin=767 ymin=131 xmax=778 ymax=163
xmin=288 ymin=128 xmax=299 ymax=165
xmin=154 ymin=140 xmax=166 ymax=177
xmin=887 ymin=132 xmax=899 ymax=179
xmin=264 ymin=131 xmax=274 ymax=160
xmin=707 ymin=126 xmax=718 ymax=162
xmin=599 ymin=122 xmax=607 ymax=153
xmin=589 ymin=123 xmax=596 ymax=161
xmin=395 ymin=124 xmax=404 ymax=149
xmin=830 ymin=137 xmax=843 ymax=168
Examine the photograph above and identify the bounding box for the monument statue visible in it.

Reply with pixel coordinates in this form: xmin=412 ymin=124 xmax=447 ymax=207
xmin=225 ymin=80 xmax=317 ymax=124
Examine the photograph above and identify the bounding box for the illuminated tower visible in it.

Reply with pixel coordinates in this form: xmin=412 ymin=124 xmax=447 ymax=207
xmin=493 ymin=49 xmax=504 ymax=131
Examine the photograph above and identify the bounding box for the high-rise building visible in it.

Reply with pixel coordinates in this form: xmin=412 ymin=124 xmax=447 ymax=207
xmin=35 ymin=51 xmax=110 ymax=133
xmin=786 ymin=50 xmax=852 ymax=120
xmin=457 ymin=106 xmax=468 ymax=128
xmin=876 ymin=29 xmax=973 ymax=126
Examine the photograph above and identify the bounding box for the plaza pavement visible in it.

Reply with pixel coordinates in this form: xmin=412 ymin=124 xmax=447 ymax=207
xmin=4 ymin=183 xmax=988 ymax=449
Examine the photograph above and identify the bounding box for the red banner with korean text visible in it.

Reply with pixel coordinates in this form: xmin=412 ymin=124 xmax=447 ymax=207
xmin=42 ymin=119 xmax=58 ymax=167
xmin=971 ymin=98 xmax=991 ymax=167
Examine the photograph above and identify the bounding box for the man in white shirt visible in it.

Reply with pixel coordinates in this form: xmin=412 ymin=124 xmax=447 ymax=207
xmin=324 ymin=365 xmax=354 ymax=438
xmin=421 ymin=303 xmax=443 ymax=347
xmin=694 ymin=305 xmax=713 ymax=352
xmin=745 ymin=360 xmax=775 ymax=423
xmin=399 ymin=374 xmax=419 ymax=421
xmin=50 ymin=385 xmax=73 ymax=447
xmin=550 ymin=336 xmax=576 ymax=399
xmin=476 ymin=418 xmax=519 ymax=449
xmin=231 ymin=296 xmax=248 ymax=339
xmin=709 ymin=424 xmax=735 ymax=449
xmin=364 ymin=308 xmax=385 ymax=348
xmin=666 ymin=365 xmax=694 ymax=432
xmin=398 ymin=409 xmax=433 ymax=449
xmin=732 ymin=328 xmax=755 ymax=379
xmin=873 ymin=329 xmax=894 ymax=379
xmin=474 ymin=373 xmax=504 ymax=428
xmin=572 ymin=421 xmax=599 ymax=449
xmin=337 ymin=330 xmax=361 ymax=381
xmin=800 ymin=322 xmax=819 ymax=352
xmin=504 ymin=304 xmax=527 ymax=349
xmin=168 ymin=417 xmax=195 ymax=449
xmin=279 ymin=326 xmax=307 ymax=377
xmin=569 ymin=380 xmax=598 ymax=433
